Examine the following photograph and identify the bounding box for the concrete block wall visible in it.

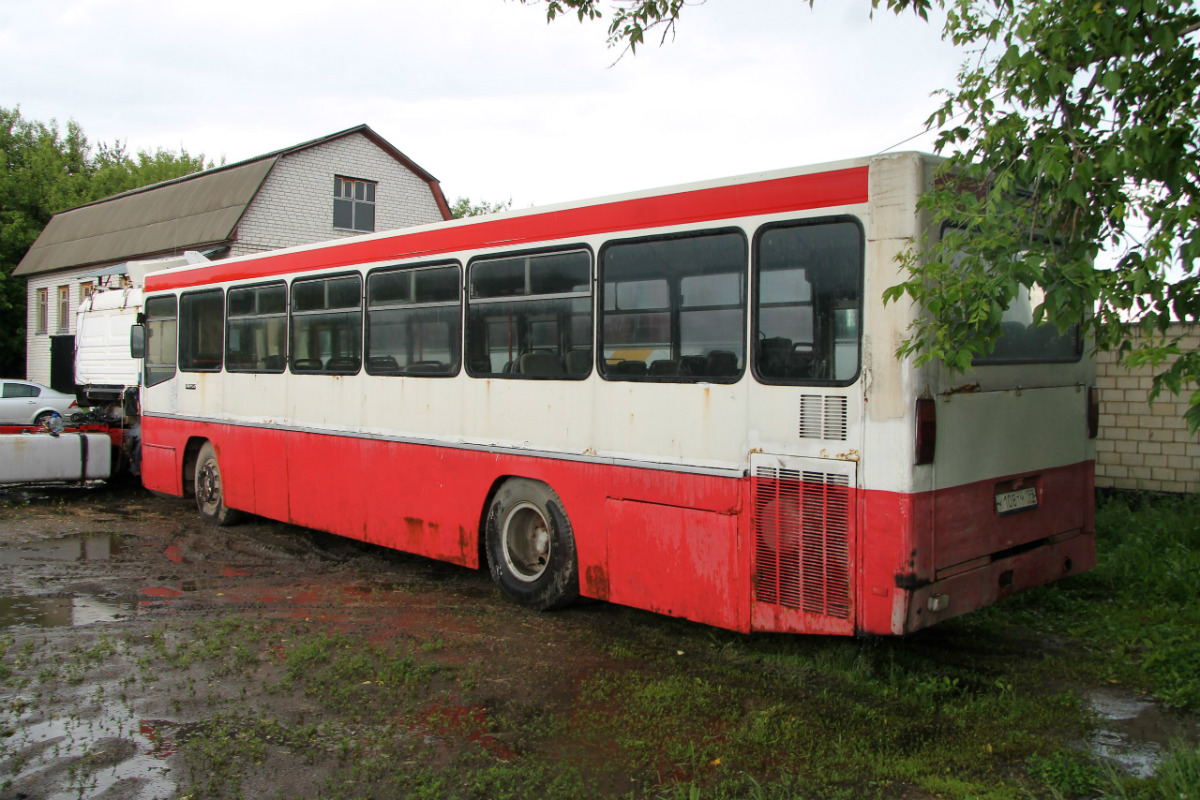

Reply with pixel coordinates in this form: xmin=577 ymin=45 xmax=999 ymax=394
xmin=1094 ymin=324 xmax=1200 ymax=493
xmin=232 ymin=133 xmax=444 ymax=257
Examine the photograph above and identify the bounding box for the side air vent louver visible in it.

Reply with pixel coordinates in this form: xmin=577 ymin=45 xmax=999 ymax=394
xmin=799 ymin=395 xmax=848 ymax=441
xmin=753 ymin=466 xmax=852 ymax=619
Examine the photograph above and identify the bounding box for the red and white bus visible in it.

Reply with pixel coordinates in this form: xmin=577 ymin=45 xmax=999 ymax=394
xmin=134 ymin=152 xmax=1096 ymax=636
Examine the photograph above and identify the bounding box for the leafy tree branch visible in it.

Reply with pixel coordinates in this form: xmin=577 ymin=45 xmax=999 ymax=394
xmin=0 ymin=106 xmax=208 ymax=377
xmin=515 ymin=0 xmax=1200 ymax=430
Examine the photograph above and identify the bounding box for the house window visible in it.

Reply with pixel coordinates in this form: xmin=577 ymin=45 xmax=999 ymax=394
xmin=334 ymin=176 xmax=376 ymax=233
xmin=36 ymin=288 xmax=48 ymax=334
xmin=56 ymin=286 xmax=70 ymax=332
xmin=80 ymin=281 xmax=94 ymax=300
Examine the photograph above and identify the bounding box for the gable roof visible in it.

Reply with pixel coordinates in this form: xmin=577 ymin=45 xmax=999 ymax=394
xmin=14 ymin=124 xmax=450 ymax=277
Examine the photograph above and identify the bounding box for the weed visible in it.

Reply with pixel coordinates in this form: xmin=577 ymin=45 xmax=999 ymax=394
xmin=419 ymin=636 xmax=446 ymax=653
xmin=1149 ymin=742 xmax=1200 ymax=800
xmin=1027 ymin=750 xmax=1102 ymax=797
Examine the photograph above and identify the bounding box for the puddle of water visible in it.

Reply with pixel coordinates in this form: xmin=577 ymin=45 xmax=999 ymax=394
xmin=0 ymin=532 xmax=120 ymax=566
xmin=1086 ymin=687 xmax=1200 ymax=778
xmin=0 ymin=595 xmax=132 ymax=629
xmin=3 ymin=700 xmax=177 ymax=800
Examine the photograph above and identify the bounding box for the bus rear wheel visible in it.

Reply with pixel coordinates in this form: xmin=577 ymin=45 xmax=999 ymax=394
xmin=485 ymin=478 xmax=579 ymax=611
xmin=194 ymin=442 xmax=242 ymax=526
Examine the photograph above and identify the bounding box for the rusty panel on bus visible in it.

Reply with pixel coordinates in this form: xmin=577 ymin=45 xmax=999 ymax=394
xmin=748 ymin=455 xmax=856 ymax=635
xmin=605 ymin=498 xmax=744 ymax=632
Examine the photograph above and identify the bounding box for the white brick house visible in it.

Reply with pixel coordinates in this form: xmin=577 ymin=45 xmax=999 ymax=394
xmin=14 ymin=125 xmax=451 ymax=388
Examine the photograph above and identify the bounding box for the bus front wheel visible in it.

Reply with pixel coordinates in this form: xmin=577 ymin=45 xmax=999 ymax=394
xmin=485 ymin=478 xmax=579 ymax=611
xmin=194 ymin=442 xmax=242 ymax=526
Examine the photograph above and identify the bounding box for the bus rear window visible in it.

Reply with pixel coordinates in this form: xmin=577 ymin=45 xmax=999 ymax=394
xmin=974 ymin=285 xmax=1081 ymax=364
xmin=939 ymin=225 xmax=1083 ymax=365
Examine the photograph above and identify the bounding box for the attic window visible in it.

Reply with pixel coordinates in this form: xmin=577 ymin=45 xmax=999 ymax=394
xmin=334 ymin=176 xmax=376 ymax=233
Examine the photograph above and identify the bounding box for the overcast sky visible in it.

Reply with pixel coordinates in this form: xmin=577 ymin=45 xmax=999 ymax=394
xmin=1 ymin=0 xmax=963 ymax=209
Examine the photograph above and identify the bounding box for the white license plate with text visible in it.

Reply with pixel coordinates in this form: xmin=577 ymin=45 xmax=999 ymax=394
xmin=995 ymin=486 xmax=1038 ymax=515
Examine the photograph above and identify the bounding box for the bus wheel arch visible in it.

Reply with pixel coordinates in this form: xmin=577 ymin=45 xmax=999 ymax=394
xmin=192 ymin=441 xmax=242 ymax=526
xmin=181 ymin=438 xmax=208 ymax=498
xmin=485 ymin=477 xmax=579 ymax=611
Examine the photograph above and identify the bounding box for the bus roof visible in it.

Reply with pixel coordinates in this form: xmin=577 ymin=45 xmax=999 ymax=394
xmin=143 ymin=153 xmax=923 ymax=293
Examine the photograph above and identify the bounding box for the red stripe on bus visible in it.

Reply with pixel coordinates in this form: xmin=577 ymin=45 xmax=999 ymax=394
xmin=145 ymin=167 xmax=869 ymax=292
xmin=141 ymin=414 xmax=1093 ymax=636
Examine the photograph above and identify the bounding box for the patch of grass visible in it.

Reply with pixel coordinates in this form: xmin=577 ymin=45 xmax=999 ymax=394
xmin=274 ymin=626 xmax=440 ymax=722
xmin=1152 ymin=742 xmax=1200 ymax=799
xmin=159 ymin=618 xmax=264 ymax=675
xmin=989 ymin=492 xmax=1200 ymax=709
xmin=0 ymin=635 xmax=12 ymax=683
xmin=564 ymin=628 xmax=1083 ymax=800
xmin=1027 ymin=750 xmax=1102 ymax=797
xmin=180 ymin=712 xmax=324 ymax=799
xmin=1085 ymin=493 xmax=1200 ymax=708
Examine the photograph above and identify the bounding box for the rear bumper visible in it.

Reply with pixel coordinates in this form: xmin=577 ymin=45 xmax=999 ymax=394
xmin=901 ymin=527 xmax=1095 ymax=633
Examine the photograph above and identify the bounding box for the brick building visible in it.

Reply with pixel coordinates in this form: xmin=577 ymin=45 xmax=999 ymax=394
xmin=14 ymin=125 xmax=451 ymax=388
xmin=1094 ymin=323 xmax=1200 ymax=493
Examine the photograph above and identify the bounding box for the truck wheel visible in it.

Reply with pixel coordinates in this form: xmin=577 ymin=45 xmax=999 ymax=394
xmin=485 ymin=478 xmax=579 ymax=611
xmin=195 ymin=442 xmax=242 ymax=526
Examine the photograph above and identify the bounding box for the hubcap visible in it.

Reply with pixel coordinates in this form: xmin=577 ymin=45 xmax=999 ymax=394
xmin=502 ymin=501 xmax=551 ymax=582
xmin=198 ymin=460 xmax=220 ymax=506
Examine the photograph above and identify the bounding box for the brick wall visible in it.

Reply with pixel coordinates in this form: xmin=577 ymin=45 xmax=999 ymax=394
xmin=1095 ymin=323 xmax=1200 ymax=493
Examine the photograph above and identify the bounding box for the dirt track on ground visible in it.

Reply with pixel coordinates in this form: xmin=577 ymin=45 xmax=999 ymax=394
xmin=3 ymin=482 xmax=1197 ymax=800
xmin=0 ymin=482 xmax=637 ymax=800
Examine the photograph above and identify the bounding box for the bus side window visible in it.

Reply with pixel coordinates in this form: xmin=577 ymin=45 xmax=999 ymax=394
xmin=366 ymin=263 xmax=462 ymax=376
xmin=226 ymin=282 xmax=287 ymax=373
xmin=144 ymin=295 xmax=177 ymax=387
xmin=599 ymin=229 xmax=747 ymax=383
xmin=179 ymin=289 xmax=224 ymax=373
xmin=465 ymin=249 xmax=592 ymax=379
xmin=291 ymin=274 xmax=363 ymax=375
xmin=753 ymin=219 xmax=863 ymax=385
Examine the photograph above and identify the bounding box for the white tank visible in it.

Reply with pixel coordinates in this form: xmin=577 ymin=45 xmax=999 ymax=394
xmin=0 ymin=433 xmax=112 ymax=484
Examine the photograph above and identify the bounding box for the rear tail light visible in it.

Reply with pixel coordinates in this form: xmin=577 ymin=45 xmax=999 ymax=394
xmin=1087 ymin=386 xmax=1099 ymax=439
xmin=915 ymin=396 xmax=937 ymax=465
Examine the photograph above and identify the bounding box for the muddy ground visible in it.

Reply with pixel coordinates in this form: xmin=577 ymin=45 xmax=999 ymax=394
xmin=1 ymin=482 xmax=1196 ymax=800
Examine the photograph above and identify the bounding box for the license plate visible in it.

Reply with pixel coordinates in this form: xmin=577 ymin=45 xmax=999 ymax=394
xmin=995 ymin=486 xmax=1038 ymax=515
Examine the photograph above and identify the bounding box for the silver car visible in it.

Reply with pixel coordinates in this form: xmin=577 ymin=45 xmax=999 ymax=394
xmin=0 ymin=380 xmax=79 ymax=426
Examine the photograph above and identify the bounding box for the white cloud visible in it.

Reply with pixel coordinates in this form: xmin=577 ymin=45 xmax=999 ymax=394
xmin=1 ymin=0 xmax=963 ymax=207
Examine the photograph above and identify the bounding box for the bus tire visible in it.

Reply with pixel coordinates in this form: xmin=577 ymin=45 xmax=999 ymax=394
xmin=194 ymin=442 xmax=242 ymax=526
xmin=485 ymin=478 xmax=579 ymax=611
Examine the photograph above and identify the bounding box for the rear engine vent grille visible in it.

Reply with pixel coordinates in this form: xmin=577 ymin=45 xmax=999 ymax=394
xmin=799 ymin=395 xmax=848 ymax=440
xmin=753 ymin=467 xmax=852 ymax=619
